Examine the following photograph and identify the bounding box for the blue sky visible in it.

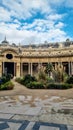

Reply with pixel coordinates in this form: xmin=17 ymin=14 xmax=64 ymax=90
xmin=0 ymin=0 xmax=73 ymax=44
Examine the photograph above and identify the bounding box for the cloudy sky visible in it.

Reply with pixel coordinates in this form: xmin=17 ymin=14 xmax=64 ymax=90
xmin=0 ymin=0 xmax=73 ymax=45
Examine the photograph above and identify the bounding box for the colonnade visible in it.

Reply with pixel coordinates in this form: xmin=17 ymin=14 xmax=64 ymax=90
xmin=68 ymin=62 xmax=73 ymax=75
xmin=0 ymin=61 xmax=73 ymax=77
xmin=20 ymin=62 xmax=73 ymax=77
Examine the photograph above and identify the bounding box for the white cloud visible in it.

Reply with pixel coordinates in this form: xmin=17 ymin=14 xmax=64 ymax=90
xmin=49 ymin=0 xmax=73 ymax=8
xmin=55 ymin=22 xmax=65 ymax=29
xmin=0 ymin=19 xmax=68 ymax=45
xmin=0 ymin=7 xmax=11 ymax=22
xmin=48 ymin=14 xmax=64 ymax=21
xmin=0 ymin=0 xmax=72 ymax=45
xmin=2 ymin=0 xmax=32 ymax=19
xmin=2 ymin=0 xmax=53 ymax=20
xmin=22 ymin=16 xmax=65 ymax=32
xmin=1 ymin=0 xmax=73 ymax=22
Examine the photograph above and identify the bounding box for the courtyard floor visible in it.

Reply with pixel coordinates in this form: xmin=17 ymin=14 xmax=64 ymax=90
xmin=0 ymin=80 xmax=73 ymax=129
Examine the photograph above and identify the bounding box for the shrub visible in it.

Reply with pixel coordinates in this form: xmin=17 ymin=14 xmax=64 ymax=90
xmin=21 ymin=74 xmax=37 ymax=85
xmin=46 ymin=77 xmax=55 ymax=84
xmin=1 ymin=76 xmax=7 ymax=84
xmin=38 ymin=69 xmax=47 ymax=81
xmin=26 ymin=81 xmax=44 ymax=89
xmin=1 ymin=74 xmax=11 ymax=84
xmin=6 ymin=73 xmax=13 ymax=80
xmin=15 ymin=74 xmax=37 ymax=87
xmin=15 ymin=78 xmax=22 ymax=83
xmin=66 ymin=75 xmax=73 ymax=84
xmin=24 ymin=74 xmax=36 ymax=82
xmin=0 ymin=78 xmax=3 ymax=85
xmin=0 ymin=84 xmax=7 ymax=90
xmin=46 ymin=83 xmax=73 ymax=89
xmin=4 ymin=81 xmax=14 ymax=90
xmin=0 ymin=81 xmax=14 ymax=90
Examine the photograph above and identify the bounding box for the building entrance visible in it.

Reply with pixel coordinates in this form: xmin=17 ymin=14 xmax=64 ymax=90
xmin=4 ymin=62 xmax=14 ymax=76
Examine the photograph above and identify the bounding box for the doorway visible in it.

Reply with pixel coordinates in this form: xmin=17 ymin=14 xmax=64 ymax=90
xmin=4 ymin=62 xmax=14 ymax=76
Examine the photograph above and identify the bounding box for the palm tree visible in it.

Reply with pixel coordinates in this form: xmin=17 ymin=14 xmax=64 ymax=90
xmin=45 ymin=63 xmax=53 ymax=77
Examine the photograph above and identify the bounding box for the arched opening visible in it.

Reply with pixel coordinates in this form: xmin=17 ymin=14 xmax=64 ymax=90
xmin=6 ymin=54 xmax=13 ymax=59
xmin=3 ymin=62 xmax=15 ymax=77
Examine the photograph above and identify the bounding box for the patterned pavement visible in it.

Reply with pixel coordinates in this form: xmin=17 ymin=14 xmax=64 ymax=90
xmin=0 ymin=94 xmax=73 ymax=129
xmin=0 ymin=118 xmax=73 ymax=130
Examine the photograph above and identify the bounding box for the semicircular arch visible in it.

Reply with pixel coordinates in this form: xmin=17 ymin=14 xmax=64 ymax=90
xmin=1 ymin=48 xmax=18 ymax=55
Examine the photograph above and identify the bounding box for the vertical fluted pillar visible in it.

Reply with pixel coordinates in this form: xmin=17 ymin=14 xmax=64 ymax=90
xmin=28 ymin=63 xmax=30 ymax=74
xmin=31 ymin=63 xmax=32 ymax=76
xmin=71 ymin=62 xmax=73 ymax=75
xmin=68 ymin=62 xmax=71 ymax=76
xmin=16 ymin=62 xmax=20 ymax=77
xmin=14 ymin=62 xmax=16 ymax=76
xmin=3 ymin=62 xmax=5 ymax=74
xmin=0 ymin=62 xmax=2 ymax=77
xmin=21 ymin=63 xmax=23 ymax=77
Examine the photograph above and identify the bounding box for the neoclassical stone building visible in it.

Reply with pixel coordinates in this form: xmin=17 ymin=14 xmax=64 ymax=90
xmin=0 ymin=37 xmax=73 ymax=77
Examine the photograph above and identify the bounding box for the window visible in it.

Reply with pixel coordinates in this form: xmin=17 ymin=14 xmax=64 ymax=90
xmin=6 ymin=54 xmax=13 ymax=59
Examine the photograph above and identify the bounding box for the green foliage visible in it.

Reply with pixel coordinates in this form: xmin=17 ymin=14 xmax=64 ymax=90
xmin=26 ymin=81 xmax=44 ymax=89
xmin=16 ymin=74 xmax=37 ymax=86
xmin=15 ymin=74 xmax=44 ymax=89
xmin=38 ymin=70 xmax=47 ymax=81
xmin=1 ymin=73 xmax=12 ymax=84
xmin=4 ymin=81 xmax=14 ymax=90
xmin=66 ymin=75 xmax=73 ymax=84
xmin=52 ymin=63 xmax=67 ymax=83
xmin=46 ymin=83 xmax=73 ymax=89
xmin=0 ymin=81 xmax=14 ymax=90
xmin=46 ymin=77 xmax=55 ymax=84
xmin=15 ymin=77 xmax=22 ymax=83
xmin=15 ymin=71 xmax=73 ymax=90
xmin=23 ymin=74 xmax=37 ymax=82
xmin=45 ymin=63 xmax=53 ymax=77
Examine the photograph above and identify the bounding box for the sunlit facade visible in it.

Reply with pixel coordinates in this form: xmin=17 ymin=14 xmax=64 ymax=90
xmin=0 ymin=37 xmax=73 ymax=77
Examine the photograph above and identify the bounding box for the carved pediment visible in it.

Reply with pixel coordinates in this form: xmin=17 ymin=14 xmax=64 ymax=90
xmin=1 ymin=48 xmax=18 ymax=55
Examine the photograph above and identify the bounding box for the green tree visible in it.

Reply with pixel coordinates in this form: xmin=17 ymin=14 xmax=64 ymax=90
xmin=45 ymin=63 xmax=53 ymax=77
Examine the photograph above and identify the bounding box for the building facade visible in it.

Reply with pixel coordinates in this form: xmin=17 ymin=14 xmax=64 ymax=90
xmin=0 ymin=37 xmax=73 ymax=77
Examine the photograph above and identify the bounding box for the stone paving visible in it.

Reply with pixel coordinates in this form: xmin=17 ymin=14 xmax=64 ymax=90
xmin=0 ymin=118 xmax=73 ymax=130
xmin=0 ymin=95 xmax=73 ymax=129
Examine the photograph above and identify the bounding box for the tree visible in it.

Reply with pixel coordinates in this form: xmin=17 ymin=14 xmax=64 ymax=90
xmin=45 ymin=63 xmax=53 ymax=77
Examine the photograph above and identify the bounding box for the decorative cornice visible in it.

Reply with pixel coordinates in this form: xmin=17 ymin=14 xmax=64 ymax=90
xmin=1 ymin=48 xmax=18 ymax=55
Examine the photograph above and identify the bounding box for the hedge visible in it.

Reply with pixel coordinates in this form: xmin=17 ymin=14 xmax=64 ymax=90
xmin=46 ymin=83 xmax=73 ymax=89
xmin=26 ymin=81 xmax=44 ymax=89
xmin=66 ymin=76 xmax=73 ymax=84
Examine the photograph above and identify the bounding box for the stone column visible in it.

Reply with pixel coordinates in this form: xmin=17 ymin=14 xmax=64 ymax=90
xmin=3 ymin=62 xmax=5 ymax=74
xmin=21 ymin=63 xmax=23 ymax=77
xmin=0 ymin=62 xmax=2 ymax=77
xmin=71 ymin=62 xmax=73 ymax=75
xmin=38 ymin=62 xmax=42 ymax=70
xmin=28 ymin=63 xmax=33 ymax=76
xmin=72 ymin=62 xmax=73 ymax=75
xmin=54 ymin=62 xmax=57 ymax=71
xmin=30 ymin=63 xmax=32 ymax=76
xmin=68 ymin=62 xmax=71 ymax=76
xmin=14 ymin=63 xmax=16 ymax=77
xmin=28 ymin=63 xmax=31 ymax=74
xmin=16 ymin=62 xmax=20 ymax=77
